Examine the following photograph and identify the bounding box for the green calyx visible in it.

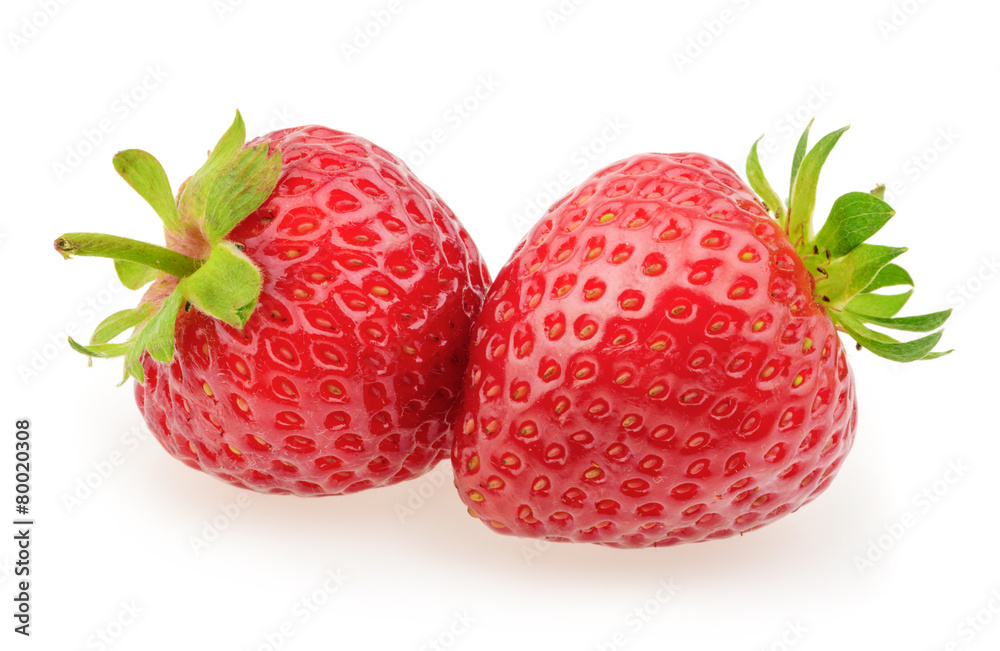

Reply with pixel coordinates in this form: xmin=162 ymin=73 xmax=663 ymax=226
xmin=56 ymin=111 xmax=281 ymax=383
xmin=746 ymin=121 xmax=951 ymax=363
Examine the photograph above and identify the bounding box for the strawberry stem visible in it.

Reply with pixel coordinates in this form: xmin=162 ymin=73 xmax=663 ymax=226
xmin=54 ymin=232 xmax=202 ymax=279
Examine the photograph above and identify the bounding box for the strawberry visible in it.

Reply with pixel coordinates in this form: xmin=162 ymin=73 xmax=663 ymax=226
xmin=56 ymin=112 xmax=489 ymax=495
xmin=452 ymin=123 xmax=950 ymax=547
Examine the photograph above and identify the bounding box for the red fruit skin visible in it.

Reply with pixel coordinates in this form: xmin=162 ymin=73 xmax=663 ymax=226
xmin=136 ymin=126 xmax=490 ymax=496
xmin=452 ymin=153 xmax=856 ymax=547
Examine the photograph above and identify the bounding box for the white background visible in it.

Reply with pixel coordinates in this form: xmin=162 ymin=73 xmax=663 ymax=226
xmin=2 ymin=0 xmax=998 ymax=649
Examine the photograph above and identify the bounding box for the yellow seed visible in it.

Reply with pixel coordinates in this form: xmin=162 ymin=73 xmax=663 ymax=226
xmin=648 ymin=384 xmax=665 ymax=397
xmin=740 ymin=251 xmax=754 ymax=261
xmin=469 ymin=491 xmax=485 ymax=502
xmin=650 ymin=340 xmax=668 ymax=351
xmin=644 ymin=263 xmax=664 ymax=275
xmin=752 ymin=320 xmax=765 ymax=332
xmin=235 ymin=396 xmax=249 ymax=412
xmin=599 ymin=213 xmax=616 ymax=223
xmin=464 ymin=418 xmax=475 ymax=435
xmin=467 ymin=456 xmax=480 ymax=472
xmin=584 ymin=467 xmax=602 ymax=479
xmin=370 ymin=286 xmax=389 ymax=296
xmin=622 ymin=298 xmax=640 ymax=310
xmin=513 ymin=386 xmax=528 ymax=400
xmin=586 ymin=247 xmax=603 ymax=261
xmin=543 ymin=365 xmax=558 ymax=380
xmin=793 ymin=375 xmax=804 ymax=387
xmin=622 ymin=415 xmax=639 ymax=428
xmin=228 ymin=445 xmax=242 ymax=456
xmin=615 ymin=372 xmax=631 ymax=385
xmin=556 ymin=285 xmax=571 ymax=297
xmin=285 ymin=249 xmax=301 ymax=259
xmin=203 ymin=383 xmax=214 ymax=397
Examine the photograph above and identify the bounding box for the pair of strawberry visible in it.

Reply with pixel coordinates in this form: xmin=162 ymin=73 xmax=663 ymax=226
xmin=57 ymin=112 xmax=949 ymax=548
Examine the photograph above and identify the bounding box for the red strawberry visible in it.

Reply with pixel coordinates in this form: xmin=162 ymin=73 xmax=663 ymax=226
xmin=57 ymin=112 xmax=489 ymax=495
xmin=452 ymin=124 xmax=950 ymax=547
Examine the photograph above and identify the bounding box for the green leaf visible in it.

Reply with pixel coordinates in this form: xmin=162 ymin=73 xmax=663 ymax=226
xmin=55 ymin=232 xmax=201 ymax=279
xmin=177 ymin=111 xmax=248 ymax=231
xmin=112 ymin=149 xmax=182 ymax=233
xmin=69 ymin=338 xmax=130 ymax=359
xmin=815 ymin=244 xmax=906 ymax=309
xmin=862 ymin=263 xmax=914 ymax=292
xmin=202 ymin=141 xmax=281 ymax=243
xmin=789 ymin=119 xmax=813 ymax=201
xmin=114 ymin=259 xmax=158 ymax=290
xmin=179 ymin=243 xmax=261 ymax=327
xmin=845 ymin=291 xmax=912 ymax=318
xmin=123 ymin=289 xmax=185 ymax=382
xmin=746 ymin=137 xmax=786 ymax=228
xmin=848 ymin=308 xmax=952 ymax=333
xmin=91 ymin=304 xmax=155 ymax=345
xmin=787 ymin=125 xmax=850 ymax=251
xmin=920 ymin=350 xmax=954 ymax=360
xmin=814 ymin=192 xmax=896 ymax=257
xmin=839 ymin=315 xmax=946 ymax=363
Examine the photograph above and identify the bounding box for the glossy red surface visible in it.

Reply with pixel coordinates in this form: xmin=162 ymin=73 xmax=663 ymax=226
xmin=453 ymin=152 xmax=856 ymax=547
xmin=137 ymin=126 xmax=489 ymax=495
